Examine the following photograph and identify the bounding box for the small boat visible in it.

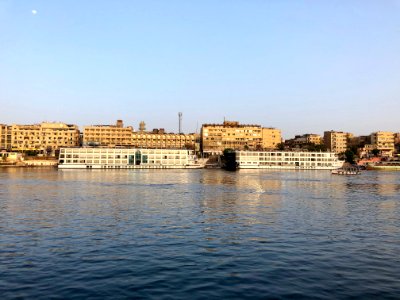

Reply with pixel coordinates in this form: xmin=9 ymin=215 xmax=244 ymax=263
xmin=184 ymin=163 xmax=206 ymax=169
xmin=331 ymin=167 xmax=361 ymax=175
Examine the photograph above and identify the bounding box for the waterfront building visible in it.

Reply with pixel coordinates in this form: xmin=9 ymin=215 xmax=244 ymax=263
xmin=349 ymin=135 xmax=370 ymax=148
xmin=6 ymin=122 xmax=80 ymax=154
xmin=83 ymin=120 xmax=134 ymax=147
xmin=303 ymin=134 xmax=323 ymax=145
xmin=358 ymin=143 xmax=378 ymax=158
xmin=40 ymin=122 xmax=80 ymax=154
xmin=132 ymin=129 xmax=198 ymax=150
xmin=10 ymin=124 xmax=41 ymax=151
xmin=287 ymin=134 xmax=323 ymax=147
xmin=201 ymin=120 xmax=281 ymax=154
xmin=0 ymin=124 xmax=11 ymax=151
xmin=262 ymin=128 xmax=282 ymax=149
xmin=324 ymin=130 xmax=353 ymax=153
xmin=370 ymin=131 xmax=395 ymax=157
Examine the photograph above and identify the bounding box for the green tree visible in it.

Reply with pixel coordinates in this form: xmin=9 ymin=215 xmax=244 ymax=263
xmin=222 ymin=148 xmax=237 ymax=171
xmin=395 ymin=143 xmax=400 ymax=155
xmin=371 ymin=149 xmax=380 ymax=157
xmin=24 ymin=150 xmax=39 ymax=157
xmin=344 ymin=150 xmax=355 ymax=164
xmin=223 ymin=148 xmax=234 ymax=156
xmin=277 ymin=143 xmax=285 ymax=150
xmin=184 ymin=143 xmax=195 ymax=150
xmin=306 ymin=143 xmax=327 ymax=152
xmin=45 ymin=146 xmax=53 ymax=156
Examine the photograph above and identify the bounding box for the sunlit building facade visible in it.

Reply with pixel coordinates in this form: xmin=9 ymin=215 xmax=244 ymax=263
xmin=10 ymin=124 xmax=42 ymax=151
xmin=83 ymin=120 xmax=134 ymax=147
xmin=40 ymin=122 xmax=80 ymax=154
xmin=370 ymin=131 xmax=395 ymax=157
xmin=132 ymin=130 xmax=198 ymax=150
xmin=324 ymin=130 xmax=353 ymax=153
xmin=201 ymin=121 xmax=281 ymax=153
xmin=0 ymin=124 xmax=11 ymax=151
xmin=262 ymin=128 xmax=282 ymax=149
xmin=291 ymin=134 xmax=323 ymax=146
xmin=3 ymin=122 xmax=80 ymax=153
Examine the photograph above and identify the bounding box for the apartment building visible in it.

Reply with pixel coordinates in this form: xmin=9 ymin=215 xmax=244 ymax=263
xmin=370 ymin=131 xmax=395 ymax=157
xmin=291 ymin=134 xmax=323 ymax=145
xmin=132 ymin=129 xmax=198 ymax=150
xmin=201 ymin=120 xmax=281 ymax=153
xmin=40 ymin=122 xmax=80 ymax=153
xmin=262 ymin=128 xmax=282 ymax=149
xmin=0 ymin=124 xmax=11 ymax=150
xmin=324 ymin=131 xmax=353 ymax=153
xmin=2 ymin=122 xmax=80 ymax=153
xmin=10 ymin=124 xmax=42 ymax=151
xmin=305 ymin=134 xmax=323 ymax=145
xmin=83 ymin=120 xmax=134 ymax=147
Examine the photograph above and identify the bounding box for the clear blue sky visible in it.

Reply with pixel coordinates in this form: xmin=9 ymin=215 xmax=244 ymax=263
xmin=1 ymin=0 xmax=399 ymax=138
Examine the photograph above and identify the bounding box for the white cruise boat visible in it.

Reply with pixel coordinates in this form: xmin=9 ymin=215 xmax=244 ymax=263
xmin=236 ymin=151 xmax=343 ymax=170
xmin=58 ymin=148 xmax=204 ymax=169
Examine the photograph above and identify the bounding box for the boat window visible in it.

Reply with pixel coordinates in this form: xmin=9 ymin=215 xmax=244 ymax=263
xmin=135 ymin=151 xmax=141 ymax=165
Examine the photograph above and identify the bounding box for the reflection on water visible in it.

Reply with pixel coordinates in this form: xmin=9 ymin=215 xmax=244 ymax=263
xmin=1 ymin=168 xmax=400 ymax=299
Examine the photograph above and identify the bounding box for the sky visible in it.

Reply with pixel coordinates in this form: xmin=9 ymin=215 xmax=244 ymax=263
xmin=0 ymin=0 xmax=399 ymax=138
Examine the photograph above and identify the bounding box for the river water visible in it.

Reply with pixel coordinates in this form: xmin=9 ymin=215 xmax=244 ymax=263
xmin=0 ymin=168 xmax=399 ymax=299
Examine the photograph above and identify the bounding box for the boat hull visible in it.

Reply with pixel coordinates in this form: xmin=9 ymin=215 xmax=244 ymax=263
xmin=238 ymin=165 xmax=338 ymax=170
xmin=58 ymin=164 xmax=204 ymax=169
xmin=366 ymin=165 xmax=400 ymax=171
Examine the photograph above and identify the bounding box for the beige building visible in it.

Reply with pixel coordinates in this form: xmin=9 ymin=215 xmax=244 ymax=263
xmin=262 ymin=128 xmax=282 ymax=149
xmin=305 ymin=134 xmax=323 ymax=145
xmin=0 ymin=124 xmax=11 ymax=150
xmin=132 ymin=129 xmax=198 ymax=150
xmin=10 ymin=124 xmax=42 ymax=151
xmin=324 ymin=131 xmax=353 ymax=153
xmin=40 ymin=122 xmax=80 ymax=154
xmin=291 ymin=134 xmax=323 ymax=145
xmin=3 ymin=122 xmax=80 ymax=154
xmin=201 ymin=120 xmax=281 ymax=153
xmin=83 ymin=120 xmax=134 ymax=147
xmin=370 ymin=131 xmax=395 ymax=157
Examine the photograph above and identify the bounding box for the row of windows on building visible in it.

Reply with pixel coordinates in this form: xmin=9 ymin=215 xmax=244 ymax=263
xmin=1 ymin=120 xmax=283 ymax=154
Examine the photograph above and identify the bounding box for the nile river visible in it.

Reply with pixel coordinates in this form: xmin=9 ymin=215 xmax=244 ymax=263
xmin=0 ymin=168 xmax=399 ymax=299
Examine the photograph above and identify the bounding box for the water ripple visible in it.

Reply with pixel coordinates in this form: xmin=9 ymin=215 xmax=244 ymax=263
xmin=1 ymin=169 xmax=400 ymax=299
